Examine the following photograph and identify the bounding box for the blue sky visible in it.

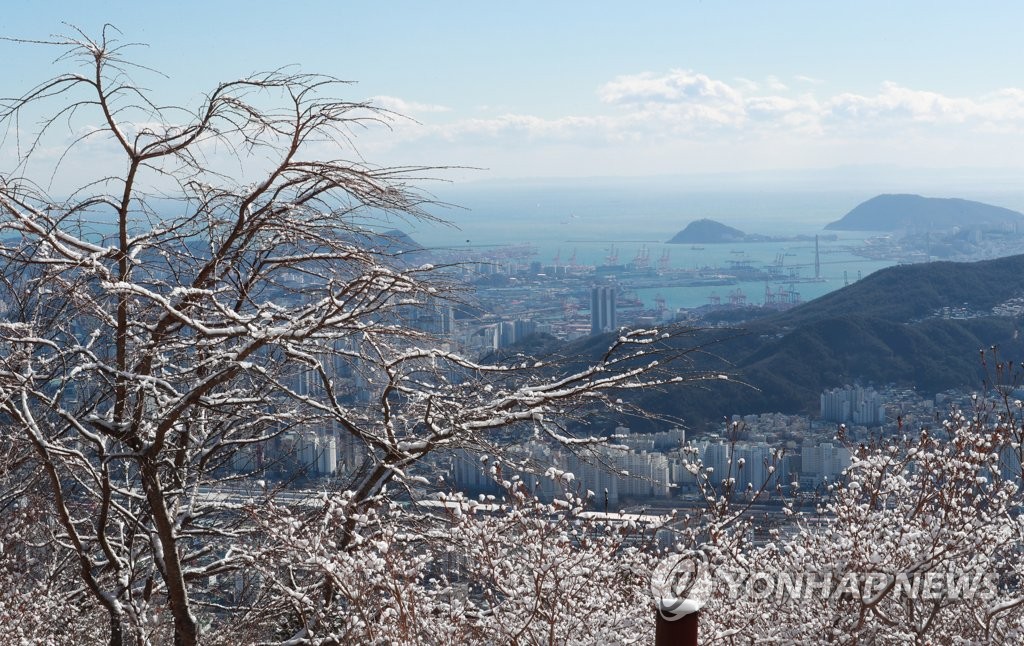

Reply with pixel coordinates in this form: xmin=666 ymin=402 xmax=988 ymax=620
xmin=4 ymin=1 xmax=1024 ymax=187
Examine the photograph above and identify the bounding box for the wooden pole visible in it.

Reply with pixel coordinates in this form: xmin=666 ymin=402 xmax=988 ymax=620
xmin=655 ymin=608 xmax=699 ymax=645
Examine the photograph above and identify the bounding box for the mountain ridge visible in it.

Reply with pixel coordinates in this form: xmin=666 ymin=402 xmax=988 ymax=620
xmin=826 ymin=194 xmax=1024 ymax=231
xmin=615 ymin=254 xmax=1024 ymax=429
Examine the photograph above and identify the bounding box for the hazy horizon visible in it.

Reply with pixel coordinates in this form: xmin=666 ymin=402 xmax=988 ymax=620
xmin=4 ymin=3 xmax=1024 ymax=197
xmin=412 ymin=180 xmax=1024 ymax=247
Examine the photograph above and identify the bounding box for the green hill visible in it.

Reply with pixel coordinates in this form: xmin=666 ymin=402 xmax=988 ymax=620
xmin=617 ymin=255 xmax=1024 ymax=429
xmin=769 ymin=255 xmax=1024 ymax=324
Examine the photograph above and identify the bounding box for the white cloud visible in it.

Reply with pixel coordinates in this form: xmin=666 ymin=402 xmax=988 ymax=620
xmin=323 ymin=71 xmax=1024 ymax=176
xmin=599 ymin=69 xmax=744 ymax=107
xmin=734 ymin=77 xmax=760 ymax=94
xmin=371 ymin=95 xmax=451 ymax=115
xmin=764 ymin=75 xmax=788 ymax=92
xmin=826 ymin=82 xmax=970 ymax=124
xmin=597 ymin=71 xmax=1024 ymax=139
xmin=823 ymin=82 xmax=1024 ymax=133
xmin=431 ymin=113 xmax=622 ymax=146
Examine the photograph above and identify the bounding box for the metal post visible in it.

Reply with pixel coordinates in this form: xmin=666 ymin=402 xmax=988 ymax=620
xmin=655 ymin=609 xmax=698 ymax=646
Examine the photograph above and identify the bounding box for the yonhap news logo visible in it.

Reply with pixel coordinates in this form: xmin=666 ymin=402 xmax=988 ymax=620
xmin=650 ymin=555 xmax=999 ymax=614
xmin=713 ymin=569 xmax=999 ymax=603
xmin=650 ymin=550 xmax=714 ymax=621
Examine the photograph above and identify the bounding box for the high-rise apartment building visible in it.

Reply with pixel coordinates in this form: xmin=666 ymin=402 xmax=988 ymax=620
xmin=590 ymin=285 xmax=617 ymax=335
xmin=820 ymin=385 xmax=886 ymax=426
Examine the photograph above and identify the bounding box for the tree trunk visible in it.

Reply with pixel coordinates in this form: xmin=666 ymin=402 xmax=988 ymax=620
xmin=109 ymin=614 xmax=123 ymax=646
xmin=141 ymin=461 xmax=199 ymax=646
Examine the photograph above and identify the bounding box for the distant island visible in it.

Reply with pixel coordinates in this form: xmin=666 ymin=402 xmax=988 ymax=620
xmin=826 ymin=194 xmax=1024 ymax=231
xmin=667 ymin=219 xmax=755 ymax=244
xmin=666 ymin=218 xmax=833 ymax=244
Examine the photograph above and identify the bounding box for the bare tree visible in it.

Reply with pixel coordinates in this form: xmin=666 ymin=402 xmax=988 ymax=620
xmin=0 ymin=28 xmax=712 ymax=645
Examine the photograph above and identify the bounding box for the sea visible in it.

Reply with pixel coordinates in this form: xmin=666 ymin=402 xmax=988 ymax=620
xmin=404 ymin=185 xmax=915 ymax=311
xmin=93 ymin=182 xmax=1024 ymax=313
